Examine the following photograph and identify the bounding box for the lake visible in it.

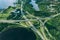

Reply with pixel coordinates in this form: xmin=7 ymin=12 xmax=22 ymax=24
xmin=0 ymin=0 xmax=16 ymax=9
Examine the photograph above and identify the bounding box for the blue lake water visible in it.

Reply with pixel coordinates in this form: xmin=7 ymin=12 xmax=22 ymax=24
xmin=0 ymin=0 xmax=16 ymax=9
xmin=30 ymin=0 xmax=40 ymax=11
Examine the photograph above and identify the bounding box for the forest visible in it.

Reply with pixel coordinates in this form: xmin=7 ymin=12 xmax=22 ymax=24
xmin=0 ymin=0 xmax=60 ymax=40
